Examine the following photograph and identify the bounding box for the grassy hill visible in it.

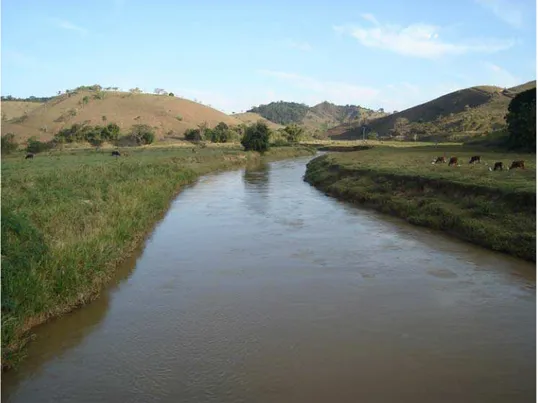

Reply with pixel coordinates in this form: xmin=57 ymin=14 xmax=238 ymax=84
xmin=231 ymin=112 xmax=284 ymax=130
xmin=1 ymin=89 xmax=243 ymax=142
xmin=246 ymin=101 xmax=387 ymax=131
xmin=328 ymin=80 xmax=536 ymax=141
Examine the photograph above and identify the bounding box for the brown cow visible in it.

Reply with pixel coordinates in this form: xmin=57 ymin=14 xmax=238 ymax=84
xmin=434 ymin=156 xmax=446 ymax=164
xmin=509 ymin=160 xmax=525 ymax=170
xmin=493 ymin=162 xmax=504 ymax=171
xmin=448 ymin=157 xmax=458 ymax=166
xmin=469 ymin=155 xmax=481 ymax=164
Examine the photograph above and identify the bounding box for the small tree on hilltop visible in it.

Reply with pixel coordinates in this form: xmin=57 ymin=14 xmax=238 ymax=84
xmin=241 ymin=121 xmax=271 ymax=153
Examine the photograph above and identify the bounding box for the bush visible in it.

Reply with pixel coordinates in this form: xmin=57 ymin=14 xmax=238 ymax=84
xmin=129 ymin=124 xmax=155 ymax=145
xmin=283 ymin=124 xmax=304 ymax=144
xmin=367 ymin=132 xmax=378 ymax=140
xmin=26 ymin=137 xmax=54 ymax=154
xmin=184 ymin=128 xmax=202 ymax=141
xmin=241 ymin=121 xmax=271 ymax=152
xmin=176 ymin=115 xmax=183 ymax=121
xmin=168 ymin=92 xmax=174 ymax=97
xmin=1 ymin=133 xmax=18 ymax=154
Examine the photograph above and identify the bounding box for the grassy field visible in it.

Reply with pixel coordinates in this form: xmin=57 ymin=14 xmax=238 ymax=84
xmin=305 ymin=144 xmax=535 ymax=261
xmin=1 ymin=144 xmax=315 ymax=370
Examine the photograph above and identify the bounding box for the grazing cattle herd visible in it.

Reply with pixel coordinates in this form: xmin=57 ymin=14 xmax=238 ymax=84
xmin=432 ymin=154 xmax=526 ymax=172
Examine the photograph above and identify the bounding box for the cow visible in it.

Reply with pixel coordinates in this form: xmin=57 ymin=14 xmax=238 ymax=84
xmin=469 ymin=155 xmax=481 ymax=164
xmin=509 ymin=160 xmax=525 ymax=170
xmin=112 ymin=150 xmax=121 ymax=157
xmin=434 ymin=156 xmax=446 ymax=164
xmin=25 ymin=153 xmax=35 ymax=159
xmin=448 ymin=157 xmax=458 ymax=166
xmin=493 ymin=162 xmax=504 ymax=171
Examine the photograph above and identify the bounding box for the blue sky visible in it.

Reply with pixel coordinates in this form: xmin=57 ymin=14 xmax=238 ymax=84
xmin=2 ymin=0 xmax=536 ymax=113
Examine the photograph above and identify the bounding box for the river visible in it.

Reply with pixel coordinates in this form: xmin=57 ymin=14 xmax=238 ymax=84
xmin=2 ymin=155 xmax=535 ymax=403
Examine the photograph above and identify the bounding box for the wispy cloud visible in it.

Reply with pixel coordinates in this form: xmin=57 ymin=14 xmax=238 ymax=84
xmin=52 ymin=19 xmax=88 ymax=35
xmin=334 ymin=14 xmax=514 ymax=59
xmin=284 ymin=39 xmax=312 ymax=51
xmin=258 ymin=69 xmax=380 ymax=105
xmin=475 ymin=0 xmax=524 ymax=29
xmin=483 ymin=62 xmax=521 ymax=87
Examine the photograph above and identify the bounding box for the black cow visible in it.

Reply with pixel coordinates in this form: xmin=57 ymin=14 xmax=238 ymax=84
xmin=493 ymin=162 xmax=504 ymax=171
xmin=434 ymin=156 xmax=446 ymax=164
xmin=469 ymin=155 xmax=481 ymax=164
xmin=25 ymin=153 xmax=35 ymax=159
xmin=112 ymin=150 xmax=121 ymax=157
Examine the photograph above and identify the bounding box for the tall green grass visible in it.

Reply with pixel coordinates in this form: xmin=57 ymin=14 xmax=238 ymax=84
xmin=305 ymin=145 xmax=535 ymax=261
xmin=1 ymin=145 xmax=315 ymax=369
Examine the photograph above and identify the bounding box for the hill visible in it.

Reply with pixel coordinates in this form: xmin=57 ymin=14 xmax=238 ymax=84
xmin=231 ymin=112 xmax=284 ymax=130
xmin=1 ymin=101 xmax=43 ymax=121
xmin=328 ymin=80 xmax=537 ymax=141
xmin=1 ymin=89 xmax=243 ymax=142
xmin=246 ymin=101 xmax=387 ymax=131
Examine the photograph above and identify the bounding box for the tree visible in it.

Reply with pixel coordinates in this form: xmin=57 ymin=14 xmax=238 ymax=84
xmin=241 ymin=121 xmax=271 ymax=152
xmin=168 ymin=92 xmax=174 ymax=96
xmin=129 ymin=124 xmax=155 ymax=145
xmin=154 ymin=88 xmax=167 ymax=95
xmin=1 ymin=133 xmax=18 ymax=154
xmin=505 ymin=88 xmax=536 ymax=151
xmin=283 ymin=124 xmax=304 ymax=144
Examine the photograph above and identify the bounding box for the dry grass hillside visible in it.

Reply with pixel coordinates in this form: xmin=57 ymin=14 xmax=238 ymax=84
xmin=328 ymin=80 xmax=536 ymax=141
xmin=1 ymin=90 xmax=243 ymax=142
xmin=1 ymin=101 xmax=43 ymax=121
xmin=231 ymin=112 xmax=284 ymax=129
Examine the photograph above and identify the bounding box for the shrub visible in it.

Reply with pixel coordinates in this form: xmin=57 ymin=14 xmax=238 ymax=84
xmin=168 ymin=92 xmax=174 ymax=97
xmin=1 ymin=133 xmax=18 ymax=154
xmin=129 ymin=124 xmax=155 ymax=145
xmin=367 ymin=132 xmax=378 ymax=140
xmin=176 ymin=115 xmax=183 ymax=121
xmin=283 ymin=124 xmax=304 ymax=144
xmin=241 ymin=121 xmax=271 ymax=152
xmin=184 ymin=128 xmax=202 ymax=141
xmin=26 ymin=137 xmax=54 ymax=154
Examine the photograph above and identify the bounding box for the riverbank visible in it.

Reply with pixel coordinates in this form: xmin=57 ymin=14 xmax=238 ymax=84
xmin=1 ymin=144 xmax=315 ymax=370
xmin=304 ymin=145 xmax=535 ymax=261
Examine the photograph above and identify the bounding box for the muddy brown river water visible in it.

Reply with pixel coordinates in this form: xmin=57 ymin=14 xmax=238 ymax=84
xmin=2 ymin=155 xmax=536 ymax=403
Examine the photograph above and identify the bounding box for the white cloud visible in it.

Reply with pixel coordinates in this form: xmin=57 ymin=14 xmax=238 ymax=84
xmin=475 ymin=0 xmax=524 ymax=28
xmin=334 ymin=15 xmax=514 ymax=59
xmin=52 ymin=19 xmax=88 ymax=35
xmin=483 ymin=62 xmax=521 ymax=87
xmin=284 ymin=40 xmax=312 ymax=51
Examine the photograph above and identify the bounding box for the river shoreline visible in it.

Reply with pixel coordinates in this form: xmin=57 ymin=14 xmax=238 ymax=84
xmin=1 ymin=145 xmax=316 ymax=371
xmin=304 ymin=153 xmax=536 ymax=262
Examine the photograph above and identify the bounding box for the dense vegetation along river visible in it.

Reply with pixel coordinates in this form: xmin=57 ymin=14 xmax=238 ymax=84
xmin=3 ymin=155 xmax=535 ymax=403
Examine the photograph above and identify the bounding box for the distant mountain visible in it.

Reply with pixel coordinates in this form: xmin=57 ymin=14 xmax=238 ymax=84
xmin=246 ymin=101 xmax=387 ymax=132
xmin=328 ymin=80 xmax=537 ymax=141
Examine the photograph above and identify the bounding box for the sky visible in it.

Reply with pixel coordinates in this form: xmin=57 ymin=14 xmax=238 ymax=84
xmin=1 ymin=0 xmax=536 ymax=113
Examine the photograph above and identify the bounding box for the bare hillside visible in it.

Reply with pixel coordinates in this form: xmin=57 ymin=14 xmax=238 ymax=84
xmin=328 ymin=81 xmax=537 ymax=141
xmin=2 ymin=90 xmax=243 ymax=141
xmin=1 ymin=101 xmax=43 ymax=121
